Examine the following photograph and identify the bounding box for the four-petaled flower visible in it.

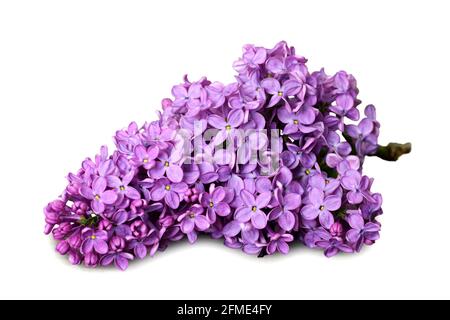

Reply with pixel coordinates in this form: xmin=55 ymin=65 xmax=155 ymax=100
xmin=132 ymin=145 xmax=159 ymax=170
xmin=301 ymin=188 xmax=341 ymax=229
xmin=200 ymin=186 xmax=231 ymax=223
xmin=80 ymin=177 xmax=118 ymax=213
xmin=150 ymin=178 xmax=188 ymax=209
xmin=81 ymin=229 xmax=108 ymax=255
xmin=107 ymin=171 xmax=141 ymax=200
xmin=235 ymin=190 xmax=271 ymax=229
xmin=261 ymin=78 xmax=302 ymax=108
xmin=346 ymin=214 xmax=380 ymax=252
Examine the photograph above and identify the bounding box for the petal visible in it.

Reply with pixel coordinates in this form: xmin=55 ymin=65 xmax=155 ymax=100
xmin=215 ymin=202 xmax=231 ymax=217
xmin=149 ymin=161 xmax=166 ymax=179
xmin=346 ymin=229 xmax=361 ymax=243
xmin=267 ymin=95 xmax=281 ymax=108
xmin=222 ymin=221 xmax=241 ymax=237
xmin=115 ymin=255 xmax=129 ymax=271
xmin=359 ymin=118 xmax=374 ymax=136
xmin=240 ymin=189 xmax=255 ymax=207
xmin=228 ymin=109 xmax=244 ymax=127
xmin=194 ymin=215 xmax=210 ymax=231
xmin=256 ymin=177 xmax=272 ymax=193
xmin=345 ymin=124 xmax=360 ymax=138
xmin=347 ymin=214 xmax=365 ymax=229
xmin=277 ymin=106 xmax=293 ymax=124
xmin=279 ymin=211 xmax=295 ymax=231
xmin=101 ymin=190 xmax=118 ymax=205
xmin=235 ymin=207 xmax=252 ymax=222
xmin=256 ymin=192 xmax=271 ymax=209
xmin=242 ymin=227 xmax=259 ymax=243
xmin=100 ymin=254 xmax=114 ymax=266
xmin=251 ymin=210 xmax=267 ymax=229
xmin=266 ymin=58 xmax=284 ymax=75
xmin=188 ymin=83 xmax=202 ymax=98
xmin=208 ymin=115 xmax=226 ymax=129
xmin=150 ymin=184 xmax=166 ymax=201
xmin=134 ymin=243 xmax=147 ymax=259
xmin=171 ymin=182 xmax=188 ymax=193
xmin=167 ymin=165 xmax=183 ymax=183
xmin=93 ymin=177 xmax=107 ymax=194
xmin=298 ymin=107 xmax=316 ymax=125
xmin=347 ymin=191 xmax=364 ymax=204
xmin=364 ymin=222 xmax=380 ymax=233
xmin=309 ymin=188 xmax=324 ymax=206
xmin=283 ymin=79 xmax=301 ymax=96
xmin=165 ymin=191 xmax=180 ymax=209
xmin=324 ymin=195 xmax=341 ymax=211
xmin=94 ymin=240 xmax=108 ymax=254
xmin=106 ymin=176 xmax=122 ymax=188
xmin=301 ymin=204 xmax=319 ymax=220
xmin=171 ymin=84 xmax=187 ymax=98
xmin=81 ymin=239 xmax=94 ymax=254
xmin=181 ymin=218 xmax=195 ymax=234
xmin=125 ymin=186 xmax=141 ymax=200
xmin=212 ymin=187 xmax=226 ymax=203
xmin=80 ymin=186 xmax=94 ymax=200
xmin=252 ymin=48 xmax=267 ymax=64
xmin=283 ymin=193 xmax=301 ymax=210
xmin=268 ymin=207 xmax=283 ymax=221
xmin=92 ymin=200 xmax=105 ymax=214
xmin=319 ymin=211 xmax=334 ymax=229
xmin=278 ymin=240 xmax=290 ymax=254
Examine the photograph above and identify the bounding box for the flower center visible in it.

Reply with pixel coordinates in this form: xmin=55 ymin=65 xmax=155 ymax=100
xmin=119 ymin=186 xmax=126 ymax=191
xmin=319 ymin=205 xmax=325 ymax=211
xmin=225 ymin=124 xmax=232 ymax=131
xmin=94 ymin=195 xmax=101 ymax=201
xmin=305 ymin=169 xmax=311 ymax=175
xmin=189 ymin=213 xmax=195 ymax=219
xmin=90 ymin=235 xmax=96 ymax=240
xmin=164 ymin=161 xmax=170 ymax=167
xmin=143 ymin=158 xmax=149 ymax=164
xmin=251 ymin=206 xmax=257 ymax=212
xmin=209 ymin=201 xmax=214 ymax=208
xmin=165 ymin=185 xmax=171 ymax=191
xmin=293 ymin=119 xmax=299 ymax=125
xmin=325 ymin=180 xmax=330 ymax=185
xmin=277 ymin=91 xmax=283 ymax=96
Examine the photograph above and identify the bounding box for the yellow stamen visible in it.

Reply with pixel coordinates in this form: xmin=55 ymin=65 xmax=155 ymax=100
xmin=190 ymin=213 xmax=195 ymax=219
xmin=94 ymin=195 xmax=100 ymax=201
xmin=225 ymin=124 xmax=232 ymax=131
xmin=252 ymin=206 xmax=257 ymax=212
xmin=293 ymin=119 xmax=299 ymax=125
xmin=164 ymin=161 xmax=170 ymax=167
xmin=319 ymin=205 xmax=325 ymax=211
xmin=165 ymin=185 xmax=171 ymax=191
xmin=209 ymin=201 xmax=214 ymax=208
xmin=90 ymin=235 xmax=96 ymax=240
xmin=143 ymin=158 xmax=149 ymax=164
xmin=305 ymin=169 xmax=311 ymax=175
xmin=119 ymin=186 xmax=126 ymax=191
xmin=277 ymin=91 xmax=283 ymax=96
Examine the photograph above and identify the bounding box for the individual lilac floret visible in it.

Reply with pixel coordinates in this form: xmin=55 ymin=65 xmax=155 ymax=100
xmin=80 ymin=177 xmax=118 ymax=214
xmin=235 ymin=190 xmax=271 ymax=229
xmin=301 ymin=188 xmax=341 ymax=229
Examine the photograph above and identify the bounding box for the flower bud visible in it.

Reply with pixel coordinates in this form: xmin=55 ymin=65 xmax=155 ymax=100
xmin=56 ymin=240 xmax=70 ymax=255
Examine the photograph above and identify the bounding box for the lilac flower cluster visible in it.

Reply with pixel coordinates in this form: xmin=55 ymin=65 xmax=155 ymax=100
xmin=44 ymin=41 xmax=407 ymax=270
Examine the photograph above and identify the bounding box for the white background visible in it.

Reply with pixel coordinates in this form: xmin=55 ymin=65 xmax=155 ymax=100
xmin=1 ymin=0 xmax=449 ymax=299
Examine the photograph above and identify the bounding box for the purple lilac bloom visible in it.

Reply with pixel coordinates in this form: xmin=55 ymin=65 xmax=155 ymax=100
xmin=45 ymin=41 xmax=407 ymax=270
